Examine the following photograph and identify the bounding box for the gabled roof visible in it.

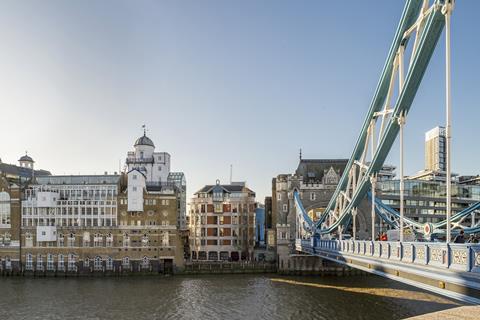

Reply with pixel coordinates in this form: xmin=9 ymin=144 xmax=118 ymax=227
xmin=295 ymin=159 xmax=348 ymax=183
xmin=127 ymin=168 xmax=146 ymax=179
xmin=194 ymin=184 xmax=255 ymax=195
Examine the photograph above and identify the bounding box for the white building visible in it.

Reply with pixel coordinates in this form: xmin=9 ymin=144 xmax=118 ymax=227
xmin=22 ymin=175 xmax=120 ymax=229
xmin=126 ymin=131 xmax=187 ymax=229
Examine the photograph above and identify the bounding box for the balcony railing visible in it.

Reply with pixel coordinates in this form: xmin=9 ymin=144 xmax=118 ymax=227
xmin=302 ymin=239 xmax=480 ymax=274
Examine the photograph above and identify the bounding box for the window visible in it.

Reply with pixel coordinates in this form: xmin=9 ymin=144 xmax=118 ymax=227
xmin=106 ymin=257 xmax=113 ymax=271
xmin=94 ymin=234 xmax=103 ymax=247
xmin=25 ymin=232 xmax=33 ymax=247
xmin=58 ymin=234 xmax=64 ymax=247
xmin=142 ymin=256 xmax=149 ymax=269
xmin=94 ymin=256 xmax=102 ymax=271
xmin=68 ymin=254 xmax=76 ymax=271
xmin=26 ymin=253 xmax=33 ymax=271
xmin=84 ymin=258 xmax=90 ymax=268
xmin=106 ymin=233 xmax=113 ymax=247
xmin=0 ymin=192 xmax=11 ymax=227
xmin=310 ymin=192 xmax=316 ymax=201
xmin=68 ymin=234 xmax=75 ymax=247
xmin=122 ymin=257 xmax=130 ymax=268
xmin=277 ymin=192 xmax=282 ymax=201
xmin=58 ymin=254 xmax=65 ymax=271
xmin=133 ymin=187 xmax=137 ymax=192
xmin=47 ymin=254 xmax=54 ymax=271
xmin=142 ymin=234 xmax=149 ymax=247
xmin=133 ymin=174 xmax=137 ymax=180
xmin=283 ymin=204 xmax=288 ymax=212
xmin=36 ymin=254 xmax=43 ymax=271
xmin=123 ymin=233 xmax=130 ymax=247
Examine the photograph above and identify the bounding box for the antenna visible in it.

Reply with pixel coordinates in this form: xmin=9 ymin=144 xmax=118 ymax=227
xmin=230 ymin=164 xmax=233 ymax=184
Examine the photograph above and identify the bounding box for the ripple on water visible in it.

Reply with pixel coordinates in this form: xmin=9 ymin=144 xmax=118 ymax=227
xmin=0 ymin=275 xmax=462 ymax=320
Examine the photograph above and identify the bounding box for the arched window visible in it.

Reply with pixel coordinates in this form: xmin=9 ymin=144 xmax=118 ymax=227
xmin=122 ymin=256 xmax=130 ymax=268
xmin=94 ymin=256 xmax=102 ymax=271
xmin=36 ymin=254 xmax=43 ymax=271
xmin=123 ymin=233 xmax=130 ymax=247
xmin=26 ymin=253 xmax=33 ymax=271
xmin=58 ymin=234 xmax=64 ymax=247
xmin=142 ymin=256 xmax=149 ymax=269
xmin=142 ymin=234 xmax=149 ymax=247
xmin=47 ymin=254 xmax=54 ymax=271
xmin=68 ymin=233 xmax=75 ymax=247
xmin=0 ymin=192 xmax=11 ymax=227
xmin=106 ymin=233 xmax=113 ymax=247
xmin=58 ymin=254 xmax=65 ymax=271
xmin=106 ymin=257 xmax=113 ymax=271
xmin=68 ymin=254 xmax=76 ymax=271
xmin=5 ymin=256 xmax=11 ymax=270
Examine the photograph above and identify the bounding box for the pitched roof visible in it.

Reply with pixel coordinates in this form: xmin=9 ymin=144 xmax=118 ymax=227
xmin=194 ymin=184 xmax=255 ymax=195
xmin=0 ymin=163 xmax=51 ymax=179
xmin=295 ymin=159 xmax=349 ymax=183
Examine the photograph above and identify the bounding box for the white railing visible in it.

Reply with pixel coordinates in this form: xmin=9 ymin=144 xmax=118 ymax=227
xmin=303 ymin=239 xmax=480 ymax=273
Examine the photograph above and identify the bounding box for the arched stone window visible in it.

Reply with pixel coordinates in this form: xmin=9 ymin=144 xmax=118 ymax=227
xmin=142 ymin=256 xmax=149 ymax=269
xmin=142 ymin=234 xmax=149 ymax=247
xmin=0 ymin=192 xmax=11 ymax=227
xmin=26 ymin=253 xmax=33 ymax=270
xmin=68 ymin=254 xmax=76 ymax=271
xmin=122 ymin=256 xmax=130 ymax=268
xmin=47 ymin=254 xmax=54 ymax=271
xmin=123 ymin=233 xmax=130 ymax=247
xmin=94 ymin=256 xmax=102 ymax=271
xmin=58 ymin=254 xmax=65 ymax=271
xmin=36 ymin=254 xmax=43 ymax=271
xmin=106 ymin=233 xmax=113 ymax=247
xmin=106 ymin=257 xmax=113 ymax=271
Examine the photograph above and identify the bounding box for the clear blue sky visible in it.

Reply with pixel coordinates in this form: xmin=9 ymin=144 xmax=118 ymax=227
xmin=0 ymin=0 xmax=479 ymax=202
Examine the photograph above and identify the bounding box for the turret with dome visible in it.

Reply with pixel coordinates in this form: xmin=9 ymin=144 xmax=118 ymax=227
xmin=126 ymin=126 xmax=171 ymax=183
xmin=18 ymin=152 xmax=34 ymax=169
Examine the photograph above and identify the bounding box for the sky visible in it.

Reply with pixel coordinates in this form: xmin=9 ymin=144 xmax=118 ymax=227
xmin=0 ymin=0 xmax=479 ymax=202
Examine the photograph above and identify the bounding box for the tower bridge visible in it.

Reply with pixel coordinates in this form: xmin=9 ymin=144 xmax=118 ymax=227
xmin=293 ymin=0 xmax=480 ymax=304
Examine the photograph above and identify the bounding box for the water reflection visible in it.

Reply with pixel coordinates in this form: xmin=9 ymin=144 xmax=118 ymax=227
xmin=0 ymin=275 xmax=461 ymax=320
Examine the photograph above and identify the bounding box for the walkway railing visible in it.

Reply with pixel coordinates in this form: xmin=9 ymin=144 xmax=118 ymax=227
xmin=298 ymin=239 xmax=480 ymax=274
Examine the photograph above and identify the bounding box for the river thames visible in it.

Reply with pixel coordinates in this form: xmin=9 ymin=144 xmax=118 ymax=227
xmin=0 ymin=274 xmax=463 ymax=320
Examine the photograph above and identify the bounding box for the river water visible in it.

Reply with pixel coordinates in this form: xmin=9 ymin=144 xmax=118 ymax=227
xmin=0 ymin=274 xmax=463 ymax=320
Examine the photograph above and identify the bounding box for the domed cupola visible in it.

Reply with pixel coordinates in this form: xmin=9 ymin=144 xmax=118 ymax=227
xmin=134 ymin=134 xmax=155 ymax=148
xmin=18 ymin=152 xmax=34 ymax=169
xmin=133 ymin=126 xmax=155 ymax=160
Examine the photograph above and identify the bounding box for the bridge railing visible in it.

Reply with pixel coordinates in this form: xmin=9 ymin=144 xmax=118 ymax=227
xmin=304 ymin=239 xmax=480 ymax=274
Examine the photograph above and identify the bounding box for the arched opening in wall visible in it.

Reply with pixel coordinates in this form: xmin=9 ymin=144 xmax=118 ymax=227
xmin=94 ymin=256 xmax=102 ymax=271
xmin=0 ymin=191 xmax=11 ymax=227
xmin=68 ymin=254 xmax=76 ymax=271
xmin=106 ymin=257 xmax=113 ymax=271
xmin=26 ymin=253 xmax=33 ymax=271
xmin=36 ymin=254 xmax=43 ymax=271
xmin=142 ymin=256 xmax=149 ymax=269
xmin=122 ymin=256 xmax=130 ymax=269
xmin=58 ymin=254 xmax=65 ymax=271
xmin=5 ymin=256 xmax=11 ymax=270
xmin=47 ymin=254 xmax=54 ymax=271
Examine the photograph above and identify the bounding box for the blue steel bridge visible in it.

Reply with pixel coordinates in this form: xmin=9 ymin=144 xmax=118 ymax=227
xmin=294 ymin=0 xmax=480 ymax=304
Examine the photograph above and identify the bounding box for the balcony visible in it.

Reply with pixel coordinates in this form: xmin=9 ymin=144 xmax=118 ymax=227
xmin=126 ymin=157 xmax=154 ymax=164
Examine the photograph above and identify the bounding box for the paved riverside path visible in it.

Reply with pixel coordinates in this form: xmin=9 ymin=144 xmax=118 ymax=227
xmin=405 ymin=306 xmax=480 ymax=319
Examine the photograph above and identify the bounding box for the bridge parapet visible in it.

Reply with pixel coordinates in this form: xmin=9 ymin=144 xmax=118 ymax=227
xmin=310 ymin=240 xmax=480 ymax=274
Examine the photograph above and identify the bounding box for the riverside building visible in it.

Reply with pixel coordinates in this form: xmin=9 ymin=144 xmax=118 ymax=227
xmin=0 ymin=131 xmax=187 ymax=274
xmin=189 ymin=181 xmax=256 ymax=261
